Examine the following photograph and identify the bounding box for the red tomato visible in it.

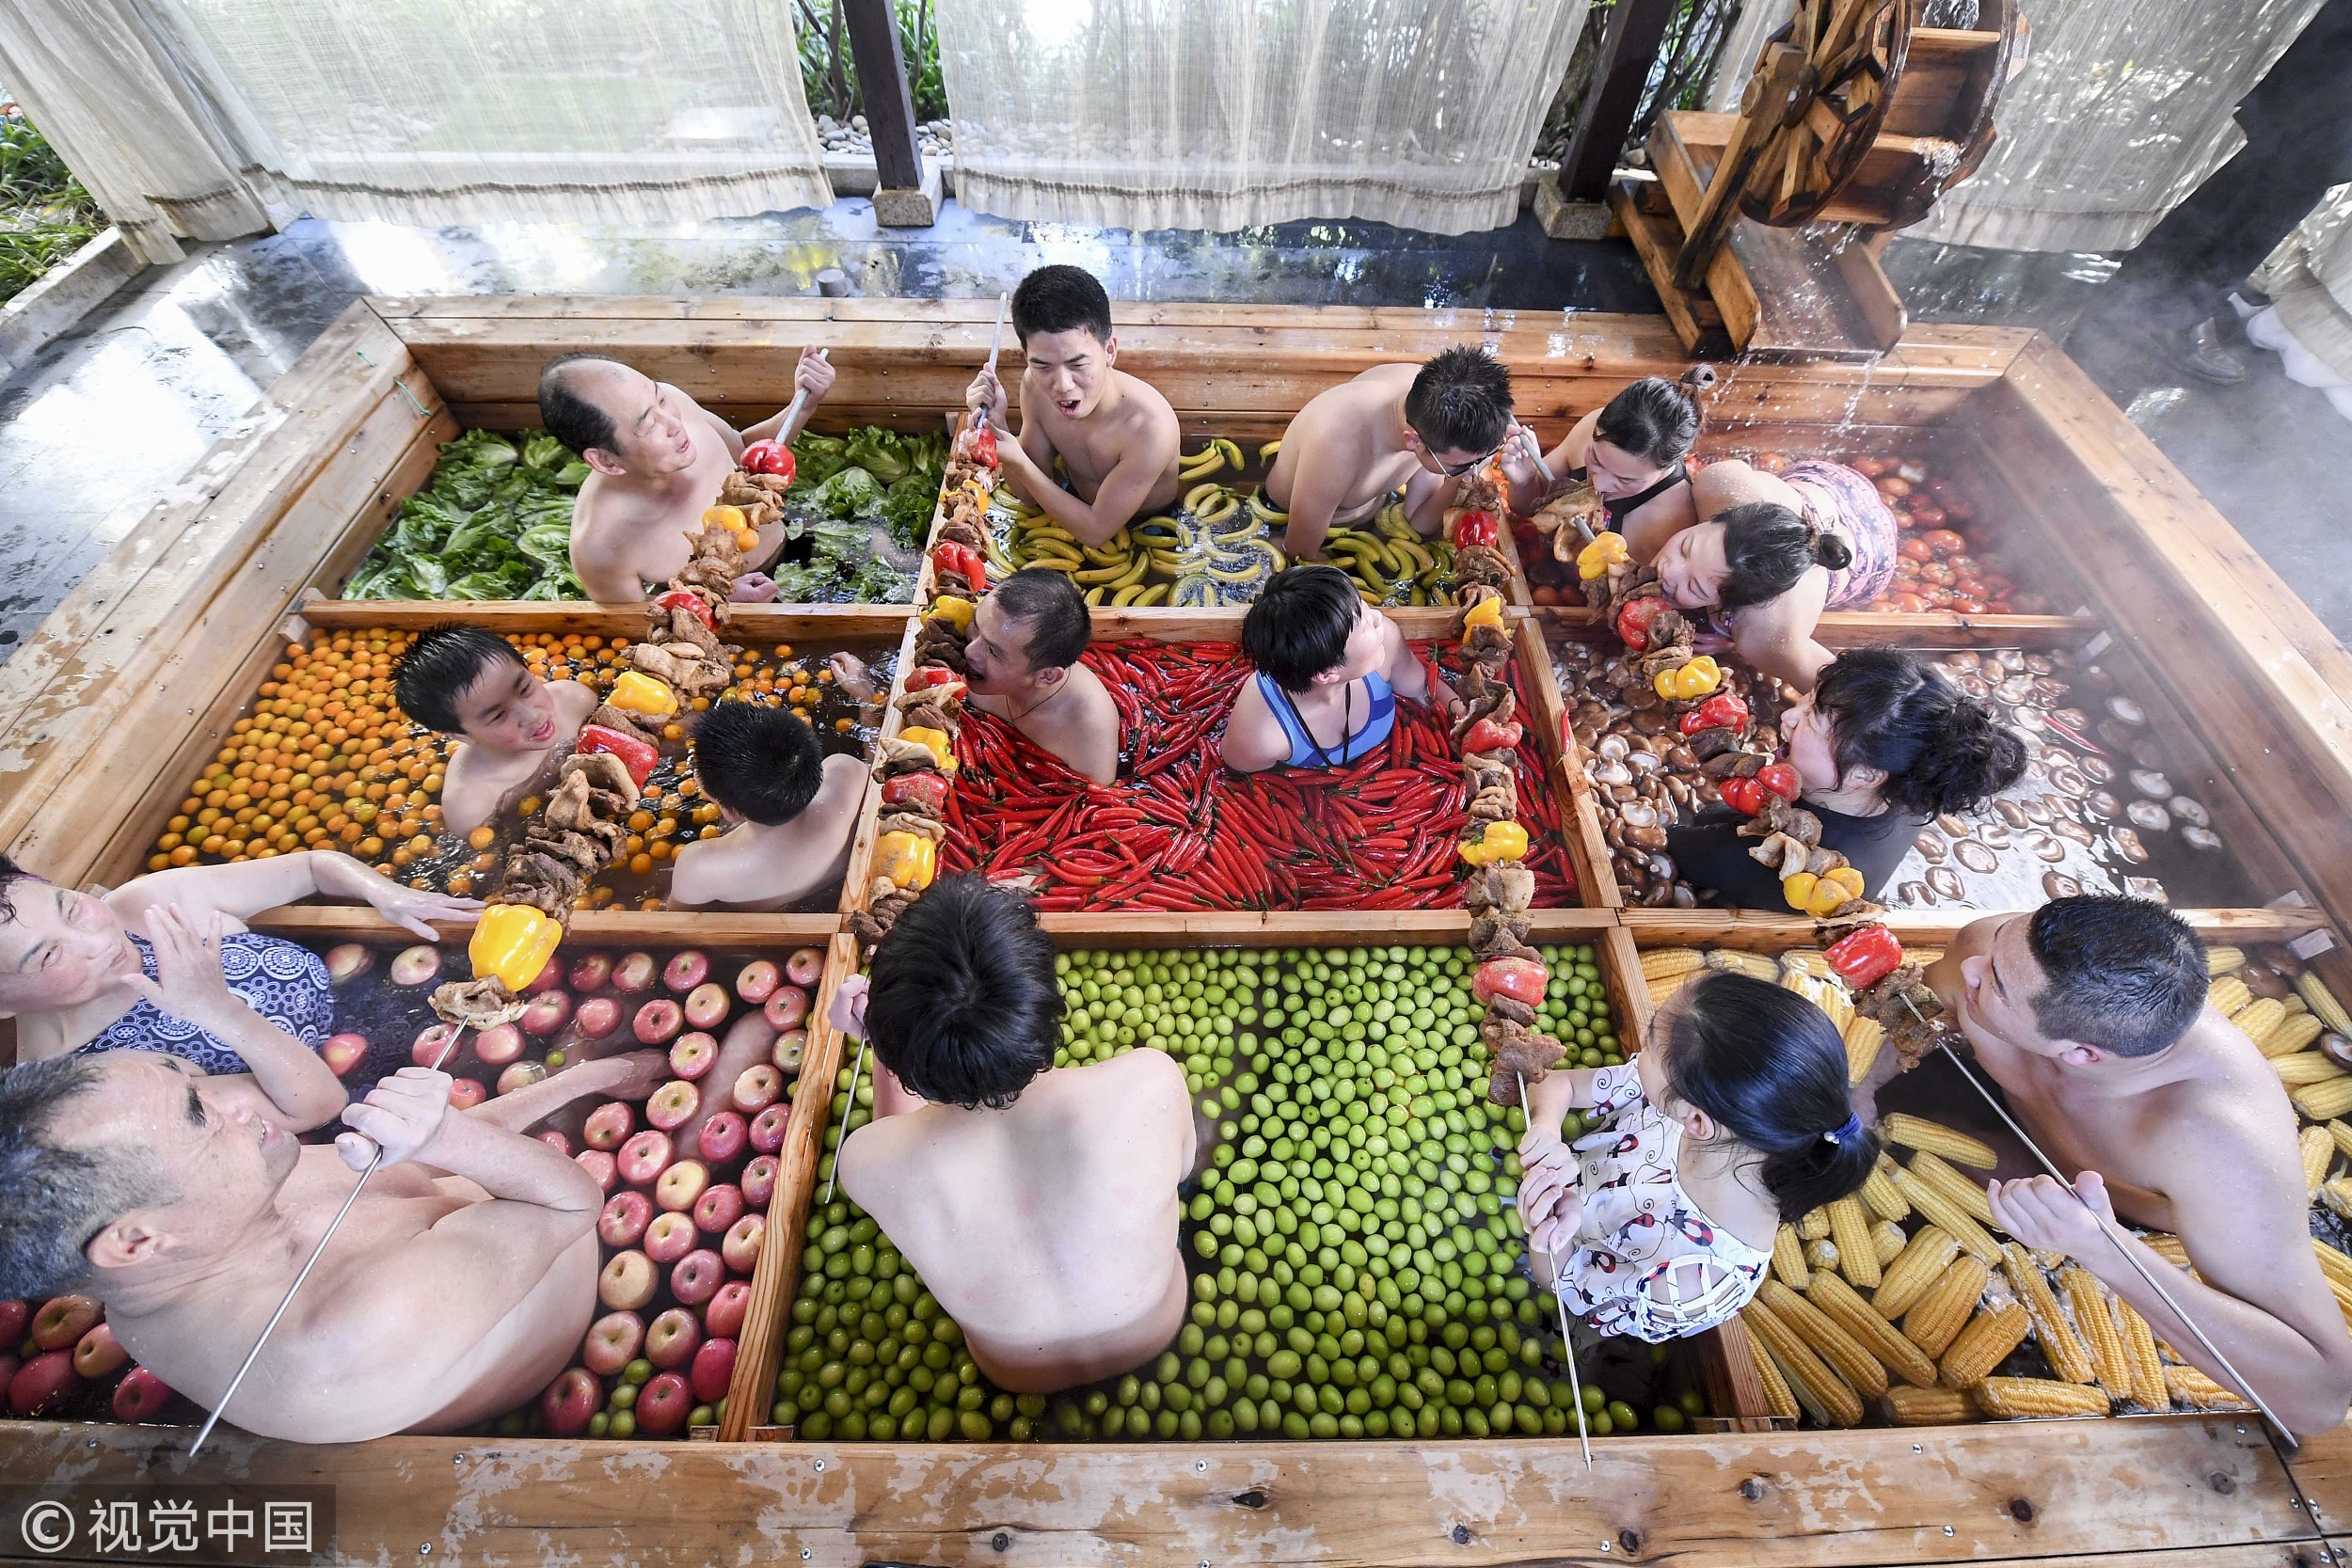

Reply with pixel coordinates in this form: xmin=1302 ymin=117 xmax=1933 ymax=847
xmin=1853 ymin=457 xmax=1888 ymax=478
xmin=1532 ymin=585 xmax=1561 ymax=606
xmin=1950 ymin=596 xmax=1988 ymax=614
xmin=1876 ymin=476 xmax=1913 ymax=499
xmin=1899 ymin=536 xmax=1935 ymax=562
xmin=1952 ymin=577 xmax=1988 ymax=600
xmin=1922 ymin=529 xmax=1967 ymax=555
xmin=1909 ymin=503 xmax=1947 ymax=529
xmin=1890 ymin=591 xmax=1930 ymax=613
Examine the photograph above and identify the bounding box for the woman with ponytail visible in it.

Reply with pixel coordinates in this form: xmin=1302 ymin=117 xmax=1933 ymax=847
xmin=1666 ymin=646 xmax=2027 ymax=910
xmin=1516 ymin=971 xmax=1872 ymax=1341
xmin=1506 ymin=367 xmax=1715 ymax=559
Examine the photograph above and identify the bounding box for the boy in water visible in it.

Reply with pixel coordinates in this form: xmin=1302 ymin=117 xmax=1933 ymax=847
xmin=667 ymin=701 xmax=866 ymax=911
xmin=829 ymin=876 xmax=1195 ymax=1393
xmin=963 ymin=265 xmax=1184 ymax=548
xmin=393 ymin=627 xmax=599 ymax=837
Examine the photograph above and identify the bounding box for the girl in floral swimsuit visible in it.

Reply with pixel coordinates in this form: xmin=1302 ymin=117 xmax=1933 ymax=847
xmin=1516 ymin=971 xmax=1876 ymax=1340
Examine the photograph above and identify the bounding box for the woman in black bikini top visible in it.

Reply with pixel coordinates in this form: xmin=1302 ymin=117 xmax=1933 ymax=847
xmin=1513 ymin=367 xmax=1714 ymax=561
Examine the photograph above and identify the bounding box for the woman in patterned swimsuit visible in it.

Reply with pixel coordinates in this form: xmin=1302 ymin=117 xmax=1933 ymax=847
xmin=0 ymin=852 xmax=475 ymax=1131
xmin=1514 ymin=972 xmax=1876 ymax=1341
xmin=1642 ymin=457 xmax=1900 ymax=693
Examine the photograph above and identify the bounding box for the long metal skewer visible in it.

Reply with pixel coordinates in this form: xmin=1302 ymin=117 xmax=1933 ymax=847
xmin=986 ymin=292 xmax=1009 ymax=380
xmin=190 ymin=1024 xmax=469 ymax=1455
xmin=772 ymin=347 xmax=828 ymax=449
xmin=1519 ymin=1072 xmax=1593 ymax=1468
xmin=823 ymin=1034 xmax=869 ymax=1205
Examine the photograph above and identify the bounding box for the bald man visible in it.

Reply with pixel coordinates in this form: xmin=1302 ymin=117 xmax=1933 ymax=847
xmin=542 ymin=349 xmax=834 ymax=605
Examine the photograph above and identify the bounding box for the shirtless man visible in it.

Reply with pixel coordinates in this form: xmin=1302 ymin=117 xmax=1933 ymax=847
xmin=828 ymin=875 xmax=1194 ymax=1393
xmin=0 ymin=1043 xmax=669 ymax=1442
xmin=962 ymin=265 xmax=1182 ymax=548
xmin=393 ymin=626 xmax=599 ymax=836
xmin=544 ymin=347 xmax=834 ymax=604
xmin=668 ymin=700 xmax=866 ymax=911
xmin=1263 ymin=346 xmax=1519 ymax=562
xmin=1879 ymin=895 xmax=2352 ymax=1435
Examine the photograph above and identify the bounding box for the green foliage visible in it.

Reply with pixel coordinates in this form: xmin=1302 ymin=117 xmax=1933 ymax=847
xmin=797 ymin=0 xmax=948 ymax=128
xmin=343 ymin=428 xmax=586 ymax=601
xmin=1 ymin=109 xmax=102 ymax=307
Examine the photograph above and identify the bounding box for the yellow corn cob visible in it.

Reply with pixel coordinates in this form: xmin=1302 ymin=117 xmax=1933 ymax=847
xmin=2234 ymin=997 xmax=2287 ymax=1050
xmin=1750 ymin=1333 xmax=1802 ymax=1422
xmin=1859 ymin=1159 xmax=1912 ymax=1223
xmin=1780 ymin=948 xmax=1831 ymax=980
xmin=2206 ymin=946 xmax=2246 ymax=977
xmin=1705 ymin=950 xmax=1780 ymax=982
xmin=1640 ymin=947 xmax=1705 ymax=980
xmin=1882 ymin=1113 xmax=1998 ymax=1169
xmin=1827 ymin=1198 xmax=1881 ymax=1290
xmin=2289 ymin=995 xmax=2312 ymax=1015
xmin=2313 ymin=1237 xmax=2352 ymax=1292
xmin=2319 ymin=1180 xmax=2352 ymax=1225
xmin=1891 ymin=1165 xmax=2003 ymax=1263
xmin=1938 ymin=1301 xmax=2032 ymax=1389
xmin=1648 ymin=974 xmax=1686 ymax=1007
xmin=1758 ymin=1279 xmax=1889 ymax=1399
xmin=1875 ymin=1227 xmax=1962 ymax=1319
xmin=1883 ymin=1386 xmax=1979 ymax=1425
xmin=1842 ymin=1016 xmax=1885 ymax=1085
xmin=2265 ymin=1013 xmax=2326 ymax=1059
xmin=1870 ymin=1218 xmax=1908 ymax=1268
xmin=1804 ymin=1271 xmax=1940 ymax=1388
xmin=1902 ymin=1254 xmax=1991 ymax=1357
xmin=2163 ymin=1365 xmax=2250 ymax=1411
xmin=1909 ymin=1149 xmax=1998 ymax=1227
xmin=2294 ymin=1078 xmax=2352 ymax=1121
xmin=2328 ymin=1121 xmax=2352 ymax=1165
xmin=2142 ymin=1232 xmax=2190 ymax=1271
xmin=2298 ymin=972 xmax=2352 ymax=1036
xmin=2301 ymin=1124 xmax=2336 ymax=1194
xmin=1771 ymin=1224 xmax=1811 ymax=1290
xmin=2060 ymin=1268 xmax=2127 ymax=1396
xmin=1806 ymin=1239 xmax=1840 ymax=1272
xmin=1741 ymin=1297 xmax=1864 ymax=1427
xmin=1799 ymin=1207 xmax=1832 ymax=1242
xmin=2002 ymin=1243 xmax=2097 ymax=1386
xmin=2207 ymin=976 xmax=2253 ymax=1017
xmin=2269 ymin=1051 xmax=2344 ymax=1085
xmin=1971 ymin=1376 xmax=2110 ymax=1419
xmin=2113 ymin=1298 xmax=2168 ymax=1409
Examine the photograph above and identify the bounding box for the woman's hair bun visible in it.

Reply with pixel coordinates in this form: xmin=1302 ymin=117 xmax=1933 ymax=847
xmin=1812 ymin=531 xmax=1854 ymax=571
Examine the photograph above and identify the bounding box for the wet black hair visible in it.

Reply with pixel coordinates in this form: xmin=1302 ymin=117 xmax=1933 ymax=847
xmin=1593 ymin=366 xmax=1714 ymax=467
xmin=1812 ymin=647 xmax=2026 ymax=817
xmin=0 ymin=852 xmax=34 ymax=926
xmin=691 ymin=701 xmax=825 ymax=826
xmin=1242 ymin=564 xmax=1360 ymax=690
xmin=0 ymin=1054 xmax=167 ymax=1298
xmin=1404 ymin=346 xmax=1515 ymax=456
xmin=536 ymin=352 xmax=624 ymax=458
xmin=1716 ymin=500 xmax=1852 ymax=609
xmin=1011 ymin=264 xmax=1114 ymax=345
xmin=1663 ymin=971 xmax=1877 ymax=1222
xmin=993 ymin=567 xmax=1092 ymax=671
xmin=2025 ymin=895 xmax=2207 ymax=1057
xmin=391 ymin=625 xmax=530 ymax=734
xmin=864 ymin=874 xmax=1063 ymax=1110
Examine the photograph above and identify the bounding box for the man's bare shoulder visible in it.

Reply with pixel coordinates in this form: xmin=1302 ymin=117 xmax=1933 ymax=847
xmin=1108 ymin=370 xmax=1179 ymax=430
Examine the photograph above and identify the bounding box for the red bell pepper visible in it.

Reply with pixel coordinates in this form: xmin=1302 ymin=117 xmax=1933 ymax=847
xmin=1454 ymin=510 xmax=1501 ymax=550
xmin=652 ymin=589 xmax=717 ymax=633
xmin=1472 ymin=956 xmax=1549 ymax=1007
xmin=1826 ymin=924 xmax=1904 ymax=990
xmin=1615 ymin=596 xmax=1668 ymax=652
xmin=1755 ymin=762 xmax=1801 ymax=802
xmin=880 ymin=771 xmax=951 ymax=812
xmin=1460 ymin=718 xmax=1523 ymax=755
xmin=576 ymin=723 xmax=660 ymax=787
xmin=905 ymin=665 xmax=967 ymax=694
xmin=1719 ymin=776 xmax=1765 ymax=816
xmin=930 ymin=541 xmax=987 ymax=591
xmin=1679 ymin=691 xmax=1750 ymax=736
xmin=958 ymin=423 xmax=997 ymax=465
xmin=740 ymin=440 xmax=795 ymax=480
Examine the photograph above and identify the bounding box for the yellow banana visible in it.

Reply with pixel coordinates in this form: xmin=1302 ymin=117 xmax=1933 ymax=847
xmin=1248 ymin=490 xmax=1289 ymax=525
xmin=1025 ymin=555 xmax=1081 ymax=573
xmin=1178 ymin=447 xmax=1226 ymax=481
xmin=1391 ymin=538 xmax=1434 ymax=574
xmin=1258 ymin=439 xmax=1282 ymax=463
xmin=1213 ymin=437 xmax=1245 ymax=470
xmin=1083 ymin=585 xmax=1106 ymax=605
xmin=1135 ymin=583 xmax=1170 ymax=607
xmin=1184 ymin=481 xmax=1231 ymax=515
xmin=1022 ymin=523 xmax=1078 ymax=545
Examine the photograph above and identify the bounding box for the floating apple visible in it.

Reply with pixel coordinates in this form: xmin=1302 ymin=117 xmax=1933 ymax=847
xmin=612 ymin=952 xmax=658 ymax=995
xmin=633 ymin=999 xmax=683 ymax=1046
xmin=8 ymin=1351 xmax=79 ymax=1417
xmin=748 ymin=1103 xmax=790 ymax=1156
xmin=617 ymin=1130 xmax=674 ymax=1187
xmin=580 ymin=1310 xmax=644 ymax=1376
xmin=763 ymin=989 xmax=809 ymax=1032
xmin=597 ymin=1190 xmax=655 ymax=1249
xmin=734 ymin=959 xmax=780 ymax=1004
xmin=669 ymin=1032 xmax=718 ymax=1081
xmin=447 ymin=1077 xmax=487 ymax=1112
xmin=469 ymin=1023 xmax=525 ymax=1067
xmin=522 ymin=957 xmax=565 ymax=995
xmin=690 ymin=1338 xmax=738 ymax=1404
xmin=739 ymin=1156 xmax=778 ymax=1209
xmin=576 ymin=1149 xmax=618 ymax=1193
xmin=597 ymin=1250 xmax=659 ymax=1312
xmin=642 ymin=1212 xmax=698 ymax=1265
xmin=732 ymin=1064 xmax=783 ymax=1115
xmin=721 ymin=1212 xmax=767 ymax=1274
xmin=112 ymin=1366 xmax=172 ymax=1423
xmin=412 ymin=1022 xmax=462 ymax=1069
xmin=692 ymin=1183 xmax=745 ymax=1238
xmin=389 ymin=944 xmax=443 ymax=987
xmin=634 ymin=1370 xmax=693 ymax=1436
xmin=540 ymin=1367 xmax=601 ymax=1437
xmin=324 ymin=943 xmax=374 ymax=985
xmin=655 ymin=1159 xmax=710 ymax=1214
xmin=537 ymin=1129 xmax=574 ymax=1158
xmin=771 ymin=1030 xmax=807 ymax=1076
xmin=583 ymin=1101 xmax=636 ymax=1151
xmin=574 ymin=996 xmax=624 ymax=1041
xmin=669 ymin=1249 xmax=725 ymax=1308
xmin=72 ymin=1323 xmax=127 ymax=1380
xmin=694 ymin=1110 xmax=747 ymax=1167
xmin=644 ymin=1307 xmax=702 ymax=1370
xmin=0 ymin=1301 xmax=28 ymax=1347
xmin=644 ymin=1079 xmax=701 ymax=1132
xmin=30 ymin=1295 xmax=99 ymax=1353
xmin=568 ymin=953 xmax=612 ymax=991
xmin=519 ymin=990 xmax=574 ymax=1038
xmin=683 ymin=982 xmax=730 ymax=1031
xmin=663 ymin=951 xmax=710 ymax=995
xmin=786 ymin=947 xmax=825 ymax=989
xmin=321 ymin=1033 xmax=371 ymax=1077
xmin=496 ymin=1060 xmax=547 ymax=1098
xmin=703 ymin=1280 xmax=753 ymax=1339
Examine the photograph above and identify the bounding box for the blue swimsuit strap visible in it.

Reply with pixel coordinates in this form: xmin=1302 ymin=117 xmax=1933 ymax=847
xmin=1258 ymin=672 xmax=1394 ymax=768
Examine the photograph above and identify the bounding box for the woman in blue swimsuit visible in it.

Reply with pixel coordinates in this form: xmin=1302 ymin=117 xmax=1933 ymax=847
xmin=1223 ymin=565 xmax=1434 ymax=773
xmin=0 ymin=850 xmax=476 ymax=1131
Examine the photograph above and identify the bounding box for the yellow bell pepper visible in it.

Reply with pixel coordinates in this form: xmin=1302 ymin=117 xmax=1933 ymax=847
xmin=702 ymin=504 xmax=746 ymax=532
xmin=1457 ymin=818 xmax=1530 ymax=865
xmin=927 ymin=594 xmax=976 ymax=630
xmin=1807 ymin=866 xmax=1867 ymax=916
xmin=470 ymin=903 xmax=561 ymax=992
xmin=899 ymin=726 xmax=960 ymax=776
xmin=1458 ymin=594 xmax=1505 ymax=647
xmin=608 ymin=670 xmax=679 ymax=717
xmin=1653 ymin=656 xmax=1724 ymax=702
xmin=1780 ymin=871 xmax=1819 ymax=913
xmin=1577 ymin=532 xmax=1629 ymax=581
xmin=874 ymin=831 xmax=939 ymax=891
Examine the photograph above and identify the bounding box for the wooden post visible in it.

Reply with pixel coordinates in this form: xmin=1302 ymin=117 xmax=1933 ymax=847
xmin=841 ymin=0 xmax=938 ymax=226
xmin=1563 ymin=0 xmax=1677 ymax=200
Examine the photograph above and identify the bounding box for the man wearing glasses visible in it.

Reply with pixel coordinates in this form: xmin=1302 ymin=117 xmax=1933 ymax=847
xmin=1263 ymin=347 xmax=1522 ymax=562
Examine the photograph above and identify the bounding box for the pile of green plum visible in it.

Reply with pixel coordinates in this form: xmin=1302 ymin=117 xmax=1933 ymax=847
xmin=774 ymin=943 xmax=1702 ymax=1441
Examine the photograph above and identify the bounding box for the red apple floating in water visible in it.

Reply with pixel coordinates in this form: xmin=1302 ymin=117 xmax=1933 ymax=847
xmin=583 ymin=1101 xmax=635 ymax=1151
xmin=644 ymin=1079 xmax=701 ymax=1132
xmin=522 ymin=957 xmax=564 ymax=995
xmin=633 ymin=999 xmax=684 ymax=1046
xmin=690 ymin=1337 xmax=737 ymax=1404
xmin=644 ymin=1307 xmax=702 ymax=1370
xmin=324 ymin=942 xmax=374 ymax=985
xmin=496 ymin=1060 xmax=547 ymax=1098
xmin=739 ymin=1156 xmax=778 ymax=1209
xmin=732 ymin=1064 xmax=783 ymax=1114
xmin=573 ymin=996 xmax=624 ymax=1041
xmin=580 ymin=1310 xmax=644 ymax=1376
xmin=519 ymin=990 xmax=573 ymax=1038
xmin=668 ymin=1032 xmax=718 ymax=1081
xmin=612 ymin=952 xmax=658 ymax=995
xmin=703 ymin=1280 xmax=754 ymax=1339
xmin=568 ymin=953 xmax=612 ymax=992
xmin=0 ymin=1300 xmax=29 ymax=1346
xmin=321 ymin=1033 xmax=371 ymax=1077
xmin=694 ymin=1110 xmax=747 ymax=1167
xmin=540 ymin=1366 xmax=601 ymax=1437
xmin=112 ymin=1366 xmax=172 ymax=1422
xmin=748 ymin=1103 xmax=790 ymax=1155
xmin=576 ymin=1149 xmax=617 ymax=1193
xmin=771 ymin=1030 xmax=807 ymax=1076
xmin=692 ymin=1183 xmax=745 ymax=1237
xmin=8 ymin=1351 xmax=79 ymax=1417
xmin=471 ymin=1023 xmax=525 ymax=1067
xmin=446 ymin=1077 xmax=487 ymax=1111
xmin=598 ymin=1190 xmax=655 ymax=1248
xmin=72 ymin=1323 xmax=127 ymax=1380
xmin=655 ymin=1159 xmax=710 ymax=1214
xmin=31 ymin=1295 xmax=100 ymax=1353
xmin=634 ymin=1370 xmax=693 ymax=1436
xmin=734 ymin=959 xmax=780 ymax=1004
xmin=786 ymin=947 xmax=825 ymax=989
xmin=683 ymin=982 xmax=730 ymax=1031
xmin=642 ymin=1212 xmax=698 ymax=1264
xmin=722 ymin=1213 xmax=767 ymax=1273
xmin=389 ymin=944 xmax=443 ymax=987
xmin=412 ymin=1022 xmax=462 ymax=1069
xmin=538 ymin=1129 xmax=574 ymax=1158
xmin=617 ymin=1130 xmax=674 ymax=1187
xmin=763 ymin=988 xmax=809 ymax=1032
xmin=597 ymin=1250 xmax=659 ymax=1312
xmin=663 ymin=951 xmax=710 ymax=995
xmin=669 ymin=1249 xmax=725 ymax=1307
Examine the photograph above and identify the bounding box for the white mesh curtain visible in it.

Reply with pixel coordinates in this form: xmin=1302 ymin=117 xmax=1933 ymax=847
xmin=934 ymin=0 xmax=1587 ymax=235
xmin=2253 ymin=184 xmax=2352 ymax=394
